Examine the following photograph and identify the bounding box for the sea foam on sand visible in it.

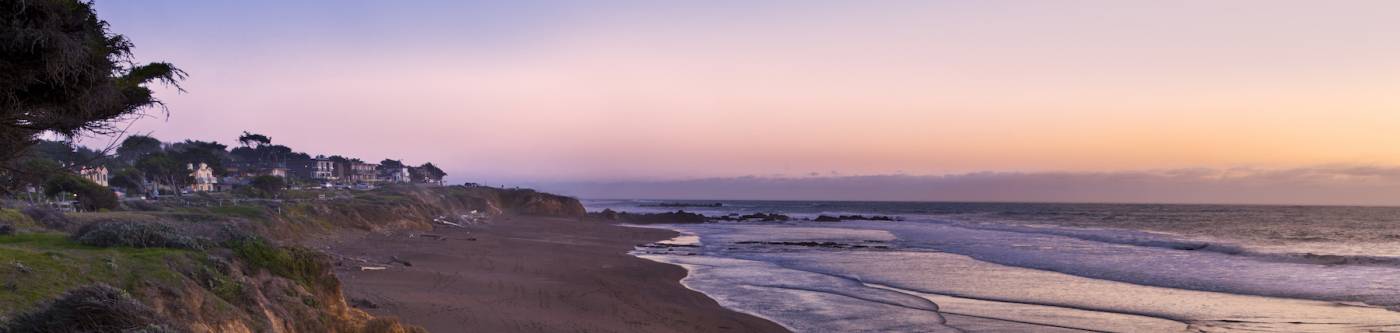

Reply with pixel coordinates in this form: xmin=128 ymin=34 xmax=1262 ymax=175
xmin=633 ymin=223 xmax=1400 ymax=332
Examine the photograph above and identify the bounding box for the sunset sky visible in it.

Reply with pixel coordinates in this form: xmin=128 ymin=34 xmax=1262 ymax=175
xmin=90 ymin=1 xmax=1400 ymax=203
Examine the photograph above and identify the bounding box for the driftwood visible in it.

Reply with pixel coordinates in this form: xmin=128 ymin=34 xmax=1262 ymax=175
xmin=433 ymin=217 xmax=463 ymax=228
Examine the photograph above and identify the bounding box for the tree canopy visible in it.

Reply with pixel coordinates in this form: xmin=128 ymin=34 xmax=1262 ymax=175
xmin=43 ymin=172 xmax=117 ymax=211
xmin=168 ymin=140 xmax=229 ymax=176
xmin=237 ymin=131 xmax=270 ymax=148
xmin=379 ymin=159 xmax=405 ymax=170
xmin=418 ymin=162 xmax=446 ymax=180
xmin=116 ymin=135 xmax=162 ymax=163
xmin=1 ymin=0 xmax=184 ymax=184
xmin=247 ymin=175 xmax=285 ymax=198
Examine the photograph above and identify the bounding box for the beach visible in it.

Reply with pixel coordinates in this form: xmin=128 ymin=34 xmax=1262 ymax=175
xmin=326 ymin=215 xmax=788 ymax=333
xmin=606 ymin=200 xmax=1400 ymax=332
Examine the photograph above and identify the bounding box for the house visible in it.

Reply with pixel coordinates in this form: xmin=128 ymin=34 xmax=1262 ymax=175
xmin=350 ymin=162 xmax=379 ymax=183
xmin=79 ymin=166 xmax=108 ymax=187
xmin=266 ymin=167 xmax=288 ymax=178
xmin=313 ymin=157 xmax=336 ymax=181
xmin=221 ymin=163 xmax=288 ymax=189
xmin=414 ymin=168 xmax=444 ymax=186
xmin=289 ymin=156 xmax=338 ymax=183
xmin=381 ymin=166 xmax=411 ymax=183
xmin=189 ymin=163 xmax=218 ymax=192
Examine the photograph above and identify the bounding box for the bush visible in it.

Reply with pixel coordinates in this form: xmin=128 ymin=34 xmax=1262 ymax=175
xmin=0 ymin=209 xmax=32 ymax=229
xmin=0 ymin=223 xmax=13 ymax=235
xmin=225 ymin=235 xmax=335 ymax=291
xmin=21 ymin=206 xmax=71 ymax=231
xmin=121 ymin=199 xmax=164 ymax=212
xmin=72 ymin=220 xmax=204 ymax=250
xmin=43 ymin=173 xmax=118 ymax=211
xmin=248 ymin=175 xmax=286 ymax=198
xmin=3 ymin=284 xmax=175 ymax=333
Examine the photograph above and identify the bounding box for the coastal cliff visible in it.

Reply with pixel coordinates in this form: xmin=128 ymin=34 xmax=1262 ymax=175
xmin=0 ymin=185 xmax=585 ymax=332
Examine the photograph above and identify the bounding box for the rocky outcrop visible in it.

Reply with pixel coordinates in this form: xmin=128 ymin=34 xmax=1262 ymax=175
xmin=486 ymin=188 xmax=586 ymax=217
xmin=589 ymin=209 xmax=708 ymax=224
xmin=812 ymin=214 xmax=900 ymax=222
xmin=712 ymin=213 xmax=792 ymax=222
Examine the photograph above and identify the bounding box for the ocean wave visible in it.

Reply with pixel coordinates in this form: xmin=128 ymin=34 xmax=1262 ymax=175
xmin=903 ymin=219 xmax=1400 ymax=269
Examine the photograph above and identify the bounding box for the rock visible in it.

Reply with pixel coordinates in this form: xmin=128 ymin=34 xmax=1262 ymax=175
xmin=812 ymin=214 xmax=900 ymax=222
xmin=711 ymin=213 xmax=792 ymax=222
xmin=589 ymin=210 xmax=709 ymax=224
xmin=643 ymin=202 xmax=724 ymax=208
xmin=350 ymin=298 xmax=379 ymax=309
xmin=814 ymin=215 xmax=841 ymax=222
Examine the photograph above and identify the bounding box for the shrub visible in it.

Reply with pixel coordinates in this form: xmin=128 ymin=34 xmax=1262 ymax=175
xmin=21 ymin=206 xmax=71 ymax=231
xmin=121 ymin=199 xmax=164 ymax=212
xmin=0 ymin=223 xmax=13 ymax=235
xmin=3 ymin=284 xmax=175 ymax=333
xmin=225 ymin=235 xmax=335 ymax=291
xmin=249 ymin=175 xmax=286 ymax=198
xmin=0 ymin=209 xmax=33 ymax=229
xmin=72 ymin=220 xmax=204 ymax=250
xmin=43 ymin=173 xmax=119 ymax=211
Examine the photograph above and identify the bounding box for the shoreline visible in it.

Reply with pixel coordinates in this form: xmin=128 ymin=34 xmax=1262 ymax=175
xmin=326 ymin=215 xmax=789 ymax=332
xmin=623 ymin=225 xmax=799 ymax=333
xmin=638 ymin=221 xmax=1400 ymax=332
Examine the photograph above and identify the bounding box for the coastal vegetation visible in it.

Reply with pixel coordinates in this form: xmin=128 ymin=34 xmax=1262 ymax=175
xmin=0 ymin=0 xmax=184 ymax=174
xmin=0 ymin=1 xmax=602 ymax=331
xmin=0 ymin=183 xmax=584 ymax=331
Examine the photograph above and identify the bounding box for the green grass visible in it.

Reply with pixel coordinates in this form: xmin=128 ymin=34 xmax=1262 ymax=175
xmin=0 ymin=233 xmax=191 ymax=316
xmin=0 ymin=209 xmax=37 ymax=229
xmin=226 ymin=237 xmax=333 ymax=292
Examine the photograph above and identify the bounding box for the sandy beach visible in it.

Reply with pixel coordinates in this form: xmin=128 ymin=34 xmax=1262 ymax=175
xmin=326 ymin=215 xmax=788 ymax=333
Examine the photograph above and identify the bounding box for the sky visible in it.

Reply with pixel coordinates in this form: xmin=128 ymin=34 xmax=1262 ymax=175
xmin=89 ymin=1 xmax=1400 ymax=204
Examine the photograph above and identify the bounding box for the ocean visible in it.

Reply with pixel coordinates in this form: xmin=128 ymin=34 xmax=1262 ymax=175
xmin=589 ymin=199 xmax=1400 ymax=332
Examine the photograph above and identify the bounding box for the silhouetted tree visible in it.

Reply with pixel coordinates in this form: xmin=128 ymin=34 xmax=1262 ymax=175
xmin=116 ymin=135 xmax=162 ymax=162
xmin=417 ymin=163 xmax=446 ymax=183
xmin=248 ymin=175 xmax=285 ymax=198
xmin=10 ymin=158 xmax=64 ymax=191
xmin=168 ymin=140 xmax=228 ymax=176
xmin=1 ymin=0 xmax=184 ymax=170
xmin=135 ymin=153 xmax=185 ymax=196
xmin=379 ymin=159 xmax=405 ymax=170
xmin=237 ymin=131 xmax=271 ymax=148
xmin=107 ymin=166 xmax=145 ymax=195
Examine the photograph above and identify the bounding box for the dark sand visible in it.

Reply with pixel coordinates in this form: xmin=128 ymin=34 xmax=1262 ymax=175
xmin=328 ymin=216 xmax=789 ymax=333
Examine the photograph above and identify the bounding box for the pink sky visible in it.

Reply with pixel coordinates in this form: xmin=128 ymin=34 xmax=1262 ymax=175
xmin=90 ymin=1 xmax=1400 ymax=199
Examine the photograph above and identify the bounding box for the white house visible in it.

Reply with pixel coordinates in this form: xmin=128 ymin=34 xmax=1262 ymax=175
xmin=189 ymin=163 xmax=218 ymax=192
xmin=313 ymin=158 xmax=336 ymax=181
xmin=79 ymin=166 xmax=109 ymax=187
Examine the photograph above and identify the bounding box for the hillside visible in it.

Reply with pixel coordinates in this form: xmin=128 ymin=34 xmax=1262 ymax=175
xmin=0 ymin=185 xmax=584 ymax=332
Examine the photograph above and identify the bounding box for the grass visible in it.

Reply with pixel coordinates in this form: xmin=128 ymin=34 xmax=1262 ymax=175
xmin=0 ymin=209 xmax=35 ymax=228
xmin=0 ymin=233 xmax=191 ymax=316
xmin=196 ymin=259 xmax=248 ymax=306
xmin=225 ymin=236 xmax=334 ymax=292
